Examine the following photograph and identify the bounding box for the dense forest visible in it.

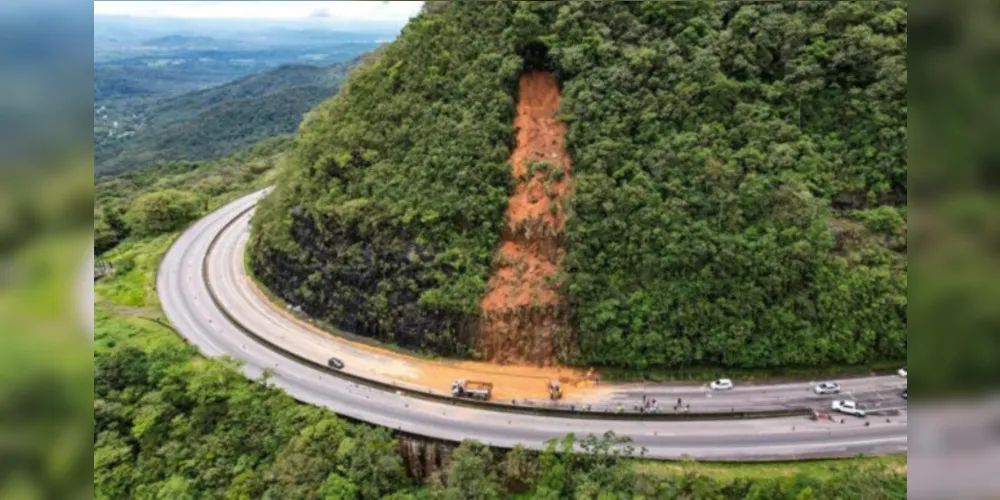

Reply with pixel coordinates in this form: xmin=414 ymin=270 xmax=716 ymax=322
xmin=96 ymin=62 xmax=355 ymax=176
xmin=249 ymin=1 xmax=906 ymax=370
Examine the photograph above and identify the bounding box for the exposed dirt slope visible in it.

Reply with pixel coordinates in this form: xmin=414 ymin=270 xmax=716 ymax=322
xmin=479 ymin=71 xmax=574 ymax=366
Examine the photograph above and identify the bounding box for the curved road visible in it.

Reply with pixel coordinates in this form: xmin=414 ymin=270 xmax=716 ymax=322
xmin=158 ymin=190 xmax=907 ymax=460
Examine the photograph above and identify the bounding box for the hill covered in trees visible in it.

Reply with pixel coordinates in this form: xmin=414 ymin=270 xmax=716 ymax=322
xmin=249 ymin=1 xmax=907 ymax=371
xmin=96 ymin=62 xmax=354 ymax=176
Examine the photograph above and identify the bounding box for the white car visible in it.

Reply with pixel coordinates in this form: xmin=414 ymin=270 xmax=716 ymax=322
xmin=831 ymin=399 xmax=866 ymax=417
xmin=898 ymin=367 xmax=907 ymax=377
xmin=813 ymin=382 xmax=841 ymax=395
xmin=709 ymin=378 xmax=734 ymax=391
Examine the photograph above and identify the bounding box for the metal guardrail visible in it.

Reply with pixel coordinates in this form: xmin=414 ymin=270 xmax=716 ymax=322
xmin=198 ymin=202 xmax=813 ymax=422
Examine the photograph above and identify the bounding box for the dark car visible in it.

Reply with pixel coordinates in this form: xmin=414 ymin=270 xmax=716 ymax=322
xmin=901 ymin=389 xmax=907 ymax=399
xmin=327 ymin=357 xmax=345 ymax=370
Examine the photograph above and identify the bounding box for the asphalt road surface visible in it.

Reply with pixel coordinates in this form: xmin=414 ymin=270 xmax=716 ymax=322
xmin=158 ymin=189 xmax=907 ymax=460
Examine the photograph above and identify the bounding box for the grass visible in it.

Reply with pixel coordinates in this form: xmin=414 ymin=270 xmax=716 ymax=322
xmin=635 ymin=454 xmax=907 ymax=481
xmin=94 ymin=233 xmax=176 ymax=308
xmin=94 ymin=306 xmax=180 ymax=354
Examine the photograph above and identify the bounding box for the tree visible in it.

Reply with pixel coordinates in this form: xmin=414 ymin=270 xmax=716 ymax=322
xmin=319 ymin=473 xmax=359 ymax=499
xmin=124 ymin=189 xmax=201 ymax=237
xmin=433 ymin=441 xmax=503 ymax=500
xmin=499 ymin=445 xmax=537 ymax=492
xmin=335 ymin=428 xmax=410 ymax=499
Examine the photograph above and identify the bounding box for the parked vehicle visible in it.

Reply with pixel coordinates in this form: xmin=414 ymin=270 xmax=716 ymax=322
xmin=327 ymin=357 xmax=344 ymax=370
xmin=709 ymin=378 xmax=734 ymax=391
xmin=451 ymin=379 xmax=493 ymax=400
xmin=813 ymin=382 xmax=842 ymax=395
xmin=898 ymin=367 xmax=907 ymax=377
xmin=831 ymin=399 xmax=866 ymax=417
xmin=901 ymin=389 xmax=907 ymax=399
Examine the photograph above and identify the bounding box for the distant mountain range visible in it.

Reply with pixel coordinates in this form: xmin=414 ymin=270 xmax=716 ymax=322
xmin=95 ymin=61 xmax=355 ymax=176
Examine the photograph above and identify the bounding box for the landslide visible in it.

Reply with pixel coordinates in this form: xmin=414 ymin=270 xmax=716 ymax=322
xmin=250 ymin=1 xmax=907 ymax=370
xmin=479 ymin=70 xmax=575 ymax=366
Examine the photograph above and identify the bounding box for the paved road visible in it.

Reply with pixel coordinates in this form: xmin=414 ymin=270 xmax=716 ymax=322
xmin=158 ymin=190 xmax=907 ymax=460
xmin=601 ymin=378 xmax=907 ymax=414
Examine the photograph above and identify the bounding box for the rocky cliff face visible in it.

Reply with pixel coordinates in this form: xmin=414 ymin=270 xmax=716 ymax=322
xmin=397 ymin=435 xmax=454 ymax=481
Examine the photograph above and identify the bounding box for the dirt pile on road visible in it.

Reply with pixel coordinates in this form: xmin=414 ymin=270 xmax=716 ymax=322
xmin=478 ymin=70 xmax=574 ymax=367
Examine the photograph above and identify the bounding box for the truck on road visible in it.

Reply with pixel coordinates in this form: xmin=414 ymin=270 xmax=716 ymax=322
xmin=452 ymin=379 xmax=493 ymax=400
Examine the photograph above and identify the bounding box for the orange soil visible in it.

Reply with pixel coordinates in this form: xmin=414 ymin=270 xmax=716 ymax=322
xmin=247 ymin=276 xmax=604 ymax=402
xmin=478 ymin=70 xmax=573 ymax=366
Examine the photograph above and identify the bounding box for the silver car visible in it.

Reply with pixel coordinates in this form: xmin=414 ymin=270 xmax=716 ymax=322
xmin=813 ymin=382 xmax=841 ymax=395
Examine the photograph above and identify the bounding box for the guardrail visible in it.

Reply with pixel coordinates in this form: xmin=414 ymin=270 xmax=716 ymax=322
xmin=201 ymin=201 xmax=813 ymax=422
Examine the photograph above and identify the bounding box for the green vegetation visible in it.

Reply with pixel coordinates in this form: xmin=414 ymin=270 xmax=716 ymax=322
xmin=94 ymin=234 xmax=174 ymax=309
xmin=96 ymin=63 xmax=353 ymax=176
xmin=249 ymin=3 xmax=519 ymax=356
xmin=250 ymin=1 xmax=907 ymax=370
xmin=1 ymin=233 xmax=93 ymax=500
xmin=91 ymin=128 xmax=905 ymax=499
xmin=635 ymin=454 xmax=906 ymax=482
xmin=124 ymin=189 xmax=201 ymax=237
xmin=0 ymin=157 xmax=92 ymax=498
xmin=430 ymin=436 xmax=905 ymax=499
xmin=88 ymin=5 xmax=910 ymax=496
xmin=95 ymin=136 xmax=289 ymax=257
xmin=94 ymin=310 xmax=414 ymax=499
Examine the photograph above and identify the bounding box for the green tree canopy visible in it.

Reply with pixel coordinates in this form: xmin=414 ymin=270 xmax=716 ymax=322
xmin=125 ymin=189 xmax=202 ymax=237
xmin=250 ymin=1 xmax=906 ymax=370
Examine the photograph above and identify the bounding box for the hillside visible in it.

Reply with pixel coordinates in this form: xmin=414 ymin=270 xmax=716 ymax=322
xmin=249 ymin=2 xmax=907 ymax=371
xmin=95 ymin=62 xmax=354 ymax=176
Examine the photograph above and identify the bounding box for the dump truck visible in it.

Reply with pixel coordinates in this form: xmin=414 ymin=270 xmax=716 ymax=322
xmin=451 ymin=379 xmax=493 ymax=400
xmin=548 ymin=380 xmax=562 ymax=400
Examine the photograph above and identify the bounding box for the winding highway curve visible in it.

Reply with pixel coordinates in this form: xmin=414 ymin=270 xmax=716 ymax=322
xmin=158 ymin=189 xmax=907 ymax=461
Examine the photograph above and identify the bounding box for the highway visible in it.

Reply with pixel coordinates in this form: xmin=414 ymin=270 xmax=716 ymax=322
xmin=158 ymin=189 xmax=907 ymax=460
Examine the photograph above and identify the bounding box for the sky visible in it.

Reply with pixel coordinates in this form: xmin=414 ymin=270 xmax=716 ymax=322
xmin=93 ymin=1 xmax=425 ymax=24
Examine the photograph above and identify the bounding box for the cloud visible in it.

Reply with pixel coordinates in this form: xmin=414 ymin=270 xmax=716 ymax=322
xmin=309 ymin=8 xmax=330 ymax=19
xmin=93 ymin=1 xmax=425 ymax=25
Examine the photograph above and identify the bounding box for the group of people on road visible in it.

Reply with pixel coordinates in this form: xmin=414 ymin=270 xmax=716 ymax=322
xmin=638 ymin=395 xmax=691 ymax=413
